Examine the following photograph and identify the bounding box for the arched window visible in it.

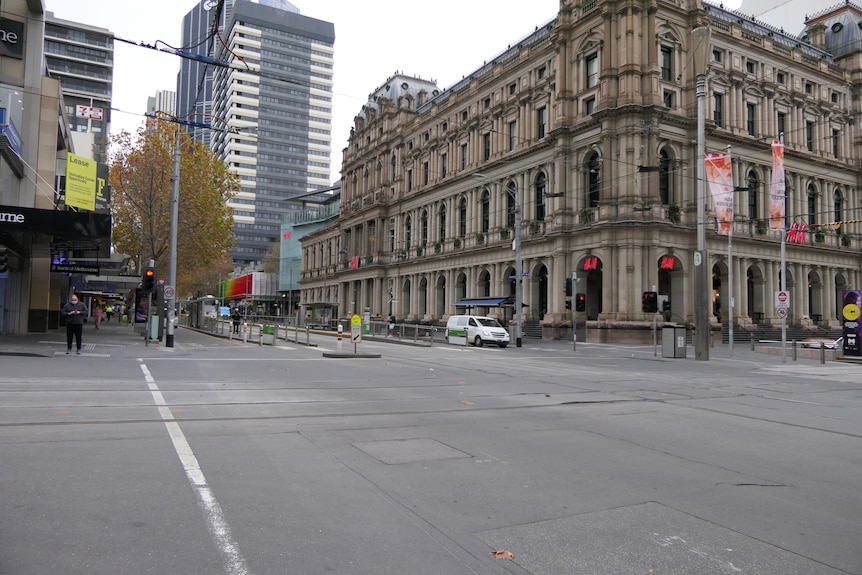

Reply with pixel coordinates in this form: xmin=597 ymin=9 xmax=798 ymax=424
xmin=459 ymin=198 xmax=467 ymax=238
xmin=658 ymin=150 xmax=671 ymax=204
xmin=439 ymin=204 xmax=447 ymax=241
xmin=390 ymin=154 xmax=397 ymax=182
xmin=405 ymin=215 xmax=412 ymax=248
xmin=807 ymin=184 xmax=817 ymax=226
xmin=535 ymin=173 xmax=546 ymax=221
xmin=506 ymin=182 xmax=516 ymax=228
xmin=586 ymin=153 xmax=601 ymax=207
xmin=747 ymin=170 xmax=759 ymax=219
xmin=421 ymin=209 xmax=429 ymax=246
xmin=834 ymin=188 xmax=843 ymax=231
xmin=481 ymin=190 xmax=490 ymax=232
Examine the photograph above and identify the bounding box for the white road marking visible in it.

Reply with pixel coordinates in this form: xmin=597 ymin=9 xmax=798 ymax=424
xmin=138 ymin=361 xmax=251 ymax=575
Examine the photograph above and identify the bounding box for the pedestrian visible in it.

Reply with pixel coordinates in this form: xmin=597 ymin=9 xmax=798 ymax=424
xmin=388 ymin=314 xmax=395 ymax=337
xmin=61 ymin=295 xmax=88 ymax=355
xmin=231 ymin=308 xmax=242 ymax=334
xmin=105 ymin=304 xmax=114 ymax=322
xmin=93 ymin=304 xmax=103 ymax=329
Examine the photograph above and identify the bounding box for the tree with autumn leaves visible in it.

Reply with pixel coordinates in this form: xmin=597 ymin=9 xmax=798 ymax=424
xmin=109 ymin=120 xmax=237 ymax=298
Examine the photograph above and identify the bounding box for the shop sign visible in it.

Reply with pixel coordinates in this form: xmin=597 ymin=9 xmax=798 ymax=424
xmin=0 ymin=18 xmax=24 ymax=59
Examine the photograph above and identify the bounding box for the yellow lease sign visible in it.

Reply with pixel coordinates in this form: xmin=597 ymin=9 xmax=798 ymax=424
xmin=65 ymin=153 xmax=97 ymax=211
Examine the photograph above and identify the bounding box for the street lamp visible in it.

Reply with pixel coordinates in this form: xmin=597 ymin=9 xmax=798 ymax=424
xmin=692 ymin=26 xmax=712 ymax=361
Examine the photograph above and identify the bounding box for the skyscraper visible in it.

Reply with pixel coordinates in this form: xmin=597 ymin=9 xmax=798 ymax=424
xmin=147 ymin=90 xmax=177 ymax=117
xmin=176 ymin=0 xmax=332 ymax=269
xmin=44 ymin=12 xmax=113 ymax=161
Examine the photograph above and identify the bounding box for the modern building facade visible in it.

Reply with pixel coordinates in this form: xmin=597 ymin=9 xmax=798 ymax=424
xmin=147 ymin=90 xmax=177 ymax=117
xmin=300 ymin=0 xmax=861 ymax=339
xmin=177 ymin=0 xmax=334 ymax=269
xmin=44 ymin=12 xmax=113 ymax=161
xmin=1 ymin=1 xmax=111 ymax=335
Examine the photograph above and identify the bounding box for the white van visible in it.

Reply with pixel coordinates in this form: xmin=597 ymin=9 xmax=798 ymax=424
xmin=446 ymin=315 xmax=510 ymax=348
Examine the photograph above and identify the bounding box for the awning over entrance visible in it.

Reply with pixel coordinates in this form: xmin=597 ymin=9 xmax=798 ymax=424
xmin=304 ymin=302 xmax=339 ymax=308
xmin=453 ymin=296 xmax=513 ymax=308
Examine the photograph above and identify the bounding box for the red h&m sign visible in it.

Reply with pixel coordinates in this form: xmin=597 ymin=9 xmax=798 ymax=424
xmin=660 ymin=256 xmax=676 ymax=270
xmin=583 ymin=257 xmax=599 ymax=271
xmin=349 ymin=256 xmax=360 ymax=269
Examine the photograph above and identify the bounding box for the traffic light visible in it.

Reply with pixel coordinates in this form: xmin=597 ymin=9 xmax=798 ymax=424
xmin=565 ymin=300 xmax=572 ymax=310
xmin=642 ymin=291 xmax=658 ymax=313
xmin=0 ymin=245 xmax=7 ymax=273
xmin=142 ymin=266 xmax=156 ymax=293
xmin=575 ymin=293 xmax=586 ymax=312
xmin=564 ymin=278 xmax=572 ymax=296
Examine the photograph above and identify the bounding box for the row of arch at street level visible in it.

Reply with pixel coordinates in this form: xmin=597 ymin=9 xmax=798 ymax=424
xmin=301 ymin=252 xmax=856 ymax=332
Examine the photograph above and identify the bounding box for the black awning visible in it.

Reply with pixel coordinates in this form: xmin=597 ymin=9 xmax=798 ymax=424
xmin=453 ymin=296 xmax=511 ymax=307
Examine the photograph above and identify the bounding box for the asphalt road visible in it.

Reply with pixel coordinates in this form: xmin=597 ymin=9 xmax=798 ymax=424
xmin=1 ymin=324 xmax=860 ymax=574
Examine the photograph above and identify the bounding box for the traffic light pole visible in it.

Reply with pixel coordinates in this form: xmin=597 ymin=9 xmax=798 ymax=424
xmin=165 ymin=125 xmax=180 ymax=348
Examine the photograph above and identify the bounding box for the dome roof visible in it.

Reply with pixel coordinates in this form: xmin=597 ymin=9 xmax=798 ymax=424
xmin=802 ymin=2 xmax=862 ymax=57
xmin=357 ymin=74 xmax=440 ymax=121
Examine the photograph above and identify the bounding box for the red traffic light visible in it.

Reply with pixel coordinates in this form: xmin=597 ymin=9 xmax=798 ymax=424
xmin=142 ymin=266 xmax=156 ymax=293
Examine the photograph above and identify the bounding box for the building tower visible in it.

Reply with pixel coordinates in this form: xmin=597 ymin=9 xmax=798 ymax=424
xmin=44 ymin=12 xmax=113 ymax=161
xmin=206 ymin=0 xmax=334 ymax=269
xmin=147 ymin=90 xmax=177 ymax=117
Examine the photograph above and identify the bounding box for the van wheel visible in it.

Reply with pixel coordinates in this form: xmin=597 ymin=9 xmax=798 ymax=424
xmin=497 ymin=343 xmax=507 ymax=348
xmin=474 ymin=336 xmax=483 ymax=347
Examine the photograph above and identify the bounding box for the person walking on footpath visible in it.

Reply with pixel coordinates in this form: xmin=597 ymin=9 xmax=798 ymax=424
xmin=105 ymin=304 xmax=114 ymax=322
xmin=93 ymin=304 xmax=103 ymax=329
xmin=61 ymin=295 xmax=88 ymax=355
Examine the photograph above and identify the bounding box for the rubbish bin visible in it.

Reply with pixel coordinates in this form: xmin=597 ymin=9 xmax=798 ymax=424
xmin=262 ymin=324 xmax=276 ymax=345
xmin=662 ymin=325 xmax=687 ymax=358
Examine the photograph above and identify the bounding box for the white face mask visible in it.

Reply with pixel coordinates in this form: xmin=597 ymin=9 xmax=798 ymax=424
xmin=70 ymin=298 xmax=78 ymax=304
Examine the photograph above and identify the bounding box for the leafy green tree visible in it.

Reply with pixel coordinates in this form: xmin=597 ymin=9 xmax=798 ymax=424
xmin=109 ymin=120 xmax=237 ymax=298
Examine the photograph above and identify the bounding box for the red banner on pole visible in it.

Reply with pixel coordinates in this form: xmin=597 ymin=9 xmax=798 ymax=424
xmin=770 ymin=140 xmax=785 ymax=231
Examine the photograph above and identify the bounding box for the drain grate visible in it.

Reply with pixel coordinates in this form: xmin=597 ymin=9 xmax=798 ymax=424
xmin=353 ymin=438 xmax=471 ymax=464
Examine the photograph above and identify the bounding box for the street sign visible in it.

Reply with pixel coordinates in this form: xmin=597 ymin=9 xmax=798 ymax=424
xmin=694 ymin=251 xmax=703 ymax=267
xmin=350 ymin=314 xmax=362 ymax=343
xmin=775 ymin=290 xmax=790 ymax=309
xmin=164 ymin=285 xmax=175 ymax=300
xmin=777 ymin=307 xmax=788 ymax=319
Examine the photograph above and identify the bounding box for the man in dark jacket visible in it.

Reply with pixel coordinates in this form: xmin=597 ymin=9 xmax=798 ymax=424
xmin=231 ymin=308 xmax=242 ymax=334
xmin=61 ymin=295 xmax=89 ymax=355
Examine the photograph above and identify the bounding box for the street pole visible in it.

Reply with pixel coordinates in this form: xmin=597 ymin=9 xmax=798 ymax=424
xmin=692 ymin=26 xmax=711 ymax=361
xmin=166 ymin=125 xmax=180 ymax=348
xmin=514 ymin=189 xmax=523 ymax=348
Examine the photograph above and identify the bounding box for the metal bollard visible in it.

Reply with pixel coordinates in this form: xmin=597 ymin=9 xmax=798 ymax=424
xmin=242 ymin=322 xmax=248 ymax=343
xmin=750 ymin=336 xmax=755 ymax=351
xmin=792 ymin=339 xmax=797 ymax=361
xmin=258 ymin=324 xmax=263 ymax=346
xmin=337 ymin=323 xmax=343 ymax=352
xmin=820 ymin=343 xmax=826 ymax=364
xmin=306 ymin=325 xmax=310 ymax=346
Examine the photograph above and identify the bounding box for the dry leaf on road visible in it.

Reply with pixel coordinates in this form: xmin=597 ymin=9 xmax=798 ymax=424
xmin=491 ymin=549 xmax=515 ymax=560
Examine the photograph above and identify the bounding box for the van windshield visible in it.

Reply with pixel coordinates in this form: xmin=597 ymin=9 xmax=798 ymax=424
xmin=477 ymin=318 xmax=502 ymax=328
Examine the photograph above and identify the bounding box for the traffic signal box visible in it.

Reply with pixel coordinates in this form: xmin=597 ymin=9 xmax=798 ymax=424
xmin=142 ymin=266 xmax=156 ymax=293
xmin=642 ymin=291 xmax=658 ymax=313
xmin=575 ymin=293 xmax=586 ymax=312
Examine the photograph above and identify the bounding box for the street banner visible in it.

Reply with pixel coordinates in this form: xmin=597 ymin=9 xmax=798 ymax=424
xmin=704 ymin=152 xmax=733 ymax=236
xmin=770 ymin=140 xmax=785 ymax=230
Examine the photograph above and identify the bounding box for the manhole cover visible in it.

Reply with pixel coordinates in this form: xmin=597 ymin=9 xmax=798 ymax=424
xmin=353 ymin=438 xmax=471 ymax=464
